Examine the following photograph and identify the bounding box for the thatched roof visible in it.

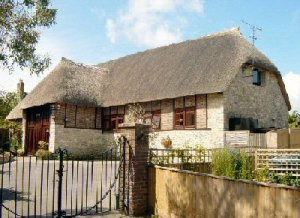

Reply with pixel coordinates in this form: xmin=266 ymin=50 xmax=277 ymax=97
xmin=6 ymin=103 xmax=22 ymax=120
xmin=19 ymin=58 xmax=107 ymax=108
xmin=98 ymin=28 xmax=290 ymax=109
xmin=6 ymin=27 xmax=291 ymax=120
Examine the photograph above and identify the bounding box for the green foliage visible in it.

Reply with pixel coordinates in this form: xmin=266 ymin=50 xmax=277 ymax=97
xmin=0 ymin=91 xmax=22 ymax=151
xmin=212 ymin=149 xmax=254 ymax=179
xmin=35 ymin=140 xmax=52 ymax=159
xmin=10 ymin=135 xmax=22 ymax=152
xmin=0 ymin=0 xmax=56 ymax=74
xmin=35 ymin=149 xmax=52 ymax=159
xmin=0 ymin=91 xmax=18 ymax=123
xmin=212 ymin=149 xmax=239 ymax=178
xmin=288 ymin=111 xmax=300 ymax=128
xmin=38 ymin=140 xmax=48 ymax=150
xmin=254 ymin=168 xmax=300 ymax=186
xmin=254 ymin=167 xmax=270 ymax=182
xmin=17 ymin=148 xmax=25 ymax=156
xmin=278 ymin=172 xmax=299 ymax=186
xmin=240 ymin=152 xmax=254 ymax=180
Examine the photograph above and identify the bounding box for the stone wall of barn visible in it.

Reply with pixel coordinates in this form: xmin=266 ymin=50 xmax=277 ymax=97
xmin=48 ymin=104 xmax=120 ymax=155
xmin=223 ymin=67 xmax=289 ymax=130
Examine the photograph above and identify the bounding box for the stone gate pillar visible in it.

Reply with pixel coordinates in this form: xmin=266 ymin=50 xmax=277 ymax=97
xmin=118 ymin=123 xmax=151 ymax=216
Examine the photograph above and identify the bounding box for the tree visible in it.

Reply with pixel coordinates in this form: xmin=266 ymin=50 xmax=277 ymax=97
xmin=0 ymin=91 xmax=22 ymax=151
xmin=0 ymin=0 xmax=56 ymax=75
xmin=288 ymin=111 xmax=300 ymax=128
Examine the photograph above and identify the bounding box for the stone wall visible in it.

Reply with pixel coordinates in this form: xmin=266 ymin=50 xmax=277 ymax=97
xmin=224 ymin=68 xmax=289 ymax=129
xmin=48 ymin=103 xmax=120 ymax=154
xmin=149 ymin=130 xmax=224 ymax=149
xmin=50 ymin=124 xmax=120 ymax=155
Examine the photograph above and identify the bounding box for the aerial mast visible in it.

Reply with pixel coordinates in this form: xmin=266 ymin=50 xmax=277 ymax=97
xmin=241 ymin=20 xmax=262 ymax=46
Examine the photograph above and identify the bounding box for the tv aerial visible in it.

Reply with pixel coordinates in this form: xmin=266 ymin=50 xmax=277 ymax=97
xmin=241 ymin=20 xmax=262 ymax=45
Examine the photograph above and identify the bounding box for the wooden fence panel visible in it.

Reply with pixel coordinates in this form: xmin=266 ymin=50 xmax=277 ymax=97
xmin=249 ymin=133 xmax=266 ymax=148
xmin=255 ymin=149 xmax=300 ymax=177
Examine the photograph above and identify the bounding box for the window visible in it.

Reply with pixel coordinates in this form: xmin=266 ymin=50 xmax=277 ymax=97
xmin=102 ymin=106 xmax=125 ymax=131
xmin=144 ymin=110 xmax=161 ymax=129
xmin=142 ymin=101 xmax=161 ymax=129
xmin=253 ymin=69 xmax=262 ymax=86
xmin=174 ymin=96 xmax=196 ymax=129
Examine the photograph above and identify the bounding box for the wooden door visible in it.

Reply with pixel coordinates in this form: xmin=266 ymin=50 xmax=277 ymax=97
xmin=26 ymin=106 xmax=50 ymax=155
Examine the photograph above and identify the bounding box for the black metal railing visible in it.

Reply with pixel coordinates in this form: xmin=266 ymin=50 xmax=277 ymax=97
xmin=0 ymin=145 xmax=123 ymax=217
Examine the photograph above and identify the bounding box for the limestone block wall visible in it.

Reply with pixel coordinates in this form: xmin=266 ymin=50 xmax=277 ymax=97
xmin=149 ymin=130 xmax=225 ymax=149
xmin=224 ymin=68 xmax=289 ymax=129
xmin=51 ymin=124 xmax=120 ymax=155
xmin=48 ymin=104 xmax=120 ymax=154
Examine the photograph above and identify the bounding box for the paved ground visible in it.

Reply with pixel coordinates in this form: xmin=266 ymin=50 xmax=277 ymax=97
xmin=1 ymin=157 xmax=121 ymax=217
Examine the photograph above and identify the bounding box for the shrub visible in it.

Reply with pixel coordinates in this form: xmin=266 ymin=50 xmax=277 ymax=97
xmin=38 ymin=141 xmax=48 ymax=150
xmin=212 ymin=149 xmax=255 ymax=179
xmin=254 ymin=167 xmax=270 ymax=182
xmin=212 ymin=149 xmax=239 ymax=179
xmin=17 ymin=148 xmax=25 ymax=156
xmin=279 ymin=172 xmax=298 ymax=186
xmin=0 ymin=152 xmax=12 ymax=164
xmin=10 ymin=136 xmax=22 ymax=152
xmin=35 ymin=149 xmax=53 ymax=159
xmin=240 ymin=152 xmax=254 ymax=180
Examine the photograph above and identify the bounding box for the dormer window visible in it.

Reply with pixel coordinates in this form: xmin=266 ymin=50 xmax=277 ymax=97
xmin=253 ymin=69 xmax=261 ymax=86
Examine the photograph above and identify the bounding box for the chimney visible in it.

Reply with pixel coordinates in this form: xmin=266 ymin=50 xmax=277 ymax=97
xmin=17 ymin=79 xmax=25 ymax=101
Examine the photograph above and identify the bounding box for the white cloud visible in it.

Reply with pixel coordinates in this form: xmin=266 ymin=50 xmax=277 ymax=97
xmin=106 ymin=0 xmax=204 ymax=47
xmin=106 ymin=19 xmax=117 ymax=43
xmin=283 ymin=72 xmax=300 ymax=112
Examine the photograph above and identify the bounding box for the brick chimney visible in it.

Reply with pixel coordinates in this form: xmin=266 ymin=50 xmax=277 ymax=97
xmin=17 ymin=79 xmax=25 ymax=101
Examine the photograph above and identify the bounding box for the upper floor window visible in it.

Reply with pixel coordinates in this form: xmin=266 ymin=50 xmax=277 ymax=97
xmin=174 ymin=96 xmax=196 ymax=129
xmin=253 ymin=69 xmax=262 ymax=86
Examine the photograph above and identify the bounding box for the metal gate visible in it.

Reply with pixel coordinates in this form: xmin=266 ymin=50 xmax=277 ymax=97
xmin=0 ymin=137 xmax=129 ymax=217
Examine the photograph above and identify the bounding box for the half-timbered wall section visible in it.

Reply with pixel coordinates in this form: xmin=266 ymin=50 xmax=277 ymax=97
xmin=46 ymin=93 xmax=224 ymax=154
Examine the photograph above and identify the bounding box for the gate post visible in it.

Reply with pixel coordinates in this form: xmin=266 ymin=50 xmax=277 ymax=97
xmin=119 ymin=123 xmax=151 ymax=216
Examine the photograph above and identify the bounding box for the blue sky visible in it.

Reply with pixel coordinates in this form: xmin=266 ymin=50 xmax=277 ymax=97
xmin=1 ymin=0 xmax=300 ymax=111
